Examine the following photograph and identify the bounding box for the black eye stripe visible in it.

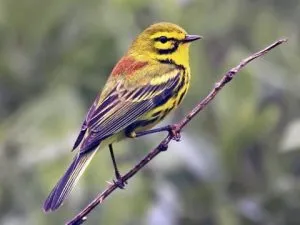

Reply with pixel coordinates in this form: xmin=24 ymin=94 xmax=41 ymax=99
xmin=159 ymin=36 xmax=167 ymax=43
xmin=154 ymin=37 xmax=180 ymax=42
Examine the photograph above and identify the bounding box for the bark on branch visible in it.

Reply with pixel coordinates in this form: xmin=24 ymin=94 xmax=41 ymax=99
xmin=66 ymin=38 xmax=287 ymax=225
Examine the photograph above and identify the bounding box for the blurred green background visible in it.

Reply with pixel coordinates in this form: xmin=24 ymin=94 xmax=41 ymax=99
xmin=0 ymin=0 xmax=299 ymax=224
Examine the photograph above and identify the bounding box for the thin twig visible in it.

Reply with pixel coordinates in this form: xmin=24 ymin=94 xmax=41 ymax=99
xmin=66 ymin=38 xmax=287 ymax=225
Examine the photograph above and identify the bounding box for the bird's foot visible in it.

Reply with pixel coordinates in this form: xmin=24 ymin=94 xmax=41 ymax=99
xmin=113 ymin=174 xmax=127 ymax=189
xmin=168 ymin=124 xmax=181 ymax=141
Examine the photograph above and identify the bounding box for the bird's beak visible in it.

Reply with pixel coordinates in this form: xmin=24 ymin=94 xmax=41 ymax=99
xmin=183 ymin=34 xmax=203 ymax=43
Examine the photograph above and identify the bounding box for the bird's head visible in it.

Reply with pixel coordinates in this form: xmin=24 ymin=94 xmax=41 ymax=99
xmin=128 ymin=22 xmax=202 ymax=66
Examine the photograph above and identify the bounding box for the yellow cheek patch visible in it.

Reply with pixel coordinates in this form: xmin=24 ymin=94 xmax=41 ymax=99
xmin=154 ymin=41 xmax=173 ymax=50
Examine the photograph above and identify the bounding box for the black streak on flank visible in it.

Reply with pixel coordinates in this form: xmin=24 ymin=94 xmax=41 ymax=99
xmin=177 ymin=89 xmax=187 ymax=105
xmin=151 ymin=111 xmax=161 ymax=118
xmin=152 ymin=74 xmax=180 ymax=107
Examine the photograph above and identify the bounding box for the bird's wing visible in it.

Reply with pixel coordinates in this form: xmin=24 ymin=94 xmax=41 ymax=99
xmin=77 ymin=66 xmax=182 ymax=154
xmin=72 ymin=56 xmax=158 ymax=151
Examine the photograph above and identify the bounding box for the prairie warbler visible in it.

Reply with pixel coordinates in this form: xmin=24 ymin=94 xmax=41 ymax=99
xmin=43 ymin=22 xmax=201 ymax=212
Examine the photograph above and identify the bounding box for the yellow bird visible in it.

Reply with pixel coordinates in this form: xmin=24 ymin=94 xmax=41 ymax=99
xmin=43 ymin=22 xmax=201 ymax=212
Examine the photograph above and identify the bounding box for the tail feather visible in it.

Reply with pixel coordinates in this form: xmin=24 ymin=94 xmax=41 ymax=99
xmin=43 ymin=151 xmax=97 ymax=212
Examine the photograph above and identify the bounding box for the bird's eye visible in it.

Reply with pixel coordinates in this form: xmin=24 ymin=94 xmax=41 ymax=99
xmin=158 ymin=36 xmax=168 ymax=43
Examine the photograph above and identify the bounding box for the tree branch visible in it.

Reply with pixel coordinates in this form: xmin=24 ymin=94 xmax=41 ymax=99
xmin=66 ymin=38 xmax=287 ymax=225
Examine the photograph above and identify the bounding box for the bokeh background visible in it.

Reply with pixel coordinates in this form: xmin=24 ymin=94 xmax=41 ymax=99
xmin=0 ymin=0 xmax=299 ymax=224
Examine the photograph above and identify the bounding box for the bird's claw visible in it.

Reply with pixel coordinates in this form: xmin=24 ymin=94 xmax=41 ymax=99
xmin=113 ymin=175 xmax=127 ymax=189
xmin=168 ymin=125 xmax=181 ymax=141
xmin=113 ymin=179 xmax=127 ymax=189
xmin=106 ymin=175 xmax=127 ymax=189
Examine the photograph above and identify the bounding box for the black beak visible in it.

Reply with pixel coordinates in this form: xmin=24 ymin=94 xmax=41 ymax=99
xmin=183 ymin=34 xmax=202 ymax=43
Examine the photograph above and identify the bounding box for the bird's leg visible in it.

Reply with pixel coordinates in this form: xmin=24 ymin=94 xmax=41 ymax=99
xmin=127 ymin=124 xmax=181 ymax=141
xmin=109 ymin=144 xmax=127 ymax=189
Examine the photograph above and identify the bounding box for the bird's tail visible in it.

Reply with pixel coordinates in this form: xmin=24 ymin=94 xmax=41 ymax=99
xmin=43 ymin=150 xmax=97 ymax=212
